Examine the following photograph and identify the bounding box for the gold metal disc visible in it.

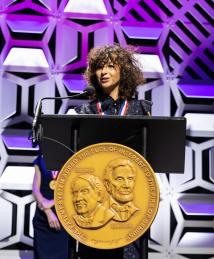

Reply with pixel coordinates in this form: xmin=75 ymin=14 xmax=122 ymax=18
xmin=49 ymin=180 xmax=56 ymax=190
xmin=54 ymin=143 xmax=159 ymax=249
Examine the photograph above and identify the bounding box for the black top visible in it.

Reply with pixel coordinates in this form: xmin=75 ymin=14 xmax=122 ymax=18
xmin=74 ymin=96 xmax=152 ymax=115
xmin=33 ymin=155 xmax=54 ymax=200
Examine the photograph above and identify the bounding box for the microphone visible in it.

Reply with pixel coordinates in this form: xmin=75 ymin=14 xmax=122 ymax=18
xmin=31 ymin=86 xmax=95 ymax=146
xmin=83 ymin=85 xmax=95 ymax=96
xmin=32 ymin=99 xmax=42 ymax=130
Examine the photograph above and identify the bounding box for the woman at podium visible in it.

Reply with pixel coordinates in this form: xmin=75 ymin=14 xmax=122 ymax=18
xmin=74 ymin=44 xmax=151 ymax=259
xmin=75 ymin=44 xmax=151 ymax=116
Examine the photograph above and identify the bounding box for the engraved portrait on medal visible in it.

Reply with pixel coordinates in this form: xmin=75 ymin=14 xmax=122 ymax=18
xmin=103 ymin=158 xmax=139 ymax=222
xmin=55 ymin=143 xmax=160 ymax=249
xmin=71 ymin=174 xmax=114 ymax=229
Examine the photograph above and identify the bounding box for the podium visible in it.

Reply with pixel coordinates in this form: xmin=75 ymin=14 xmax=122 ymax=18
xmin=37 ymin=114 xmax=186 ymax=258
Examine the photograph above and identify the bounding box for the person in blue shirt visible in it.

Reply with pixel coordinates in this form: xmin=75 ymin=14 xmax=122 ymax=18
xmin=32 ymin=154 xmax=74 ymax=259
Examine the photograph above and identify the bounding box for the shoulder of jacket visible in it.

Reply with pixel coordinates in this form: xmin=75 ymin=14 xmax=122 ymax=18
xmin=128 ymin=99 xmax=152 ymax=114
xmin=128 ymin=99 xmax=152 ymax=107
xmin=140 ymin=99 xmax=153 ymax=115
xmin=74 ymin=100 xmax=97 ymax=114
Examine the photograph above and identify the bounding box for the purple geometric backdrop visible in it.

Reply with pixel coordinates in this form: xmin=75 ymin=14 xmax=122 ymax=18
xmin=0 ymin=1 xmax=213 ymax=259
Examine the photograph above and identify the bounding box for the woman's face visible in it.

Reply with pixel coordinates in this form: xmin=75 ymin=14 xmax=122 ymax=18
xmin=95 ymin=61 xmax=120 ymax=94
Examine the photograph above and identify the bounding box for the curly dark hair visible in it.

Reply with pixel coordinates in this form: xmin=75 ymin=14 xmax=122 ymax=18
xmin=84 ymin=44 xmax=145 ymax=99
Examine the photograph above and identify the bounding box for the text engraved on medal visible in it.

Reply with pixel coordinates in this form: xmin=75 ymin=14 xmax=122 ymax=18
xmin=55 ymin=143 xmax=160 ymax=249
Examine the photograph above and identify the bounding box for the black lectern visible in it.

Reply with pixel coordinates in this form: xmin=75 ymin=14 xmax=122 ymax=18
xmin=37 ymin=114 xmax=186 ymax=258
xmin=38 ymin=114 xmax=186 ymax=173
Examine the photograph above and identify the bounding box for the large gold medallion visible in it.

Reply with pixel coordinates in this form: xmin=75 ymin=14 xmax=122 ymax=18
xmin=54 ymin=143 xmax=159 ymax=249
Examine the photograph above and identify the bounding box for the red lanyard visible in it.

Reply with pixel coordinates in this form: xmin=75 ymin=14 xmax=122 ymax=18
xmin=96 ymin=99 xmax=128 ymax=115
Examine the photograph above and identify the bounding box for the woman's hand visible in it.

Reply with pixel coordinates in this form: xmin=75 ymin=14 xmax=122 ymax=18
xmin=45 ymin=209 xmax=61 ymax=231
xmin=33 ymin=165 xmax=54 ymax=211
xmin=38 ymin=198 xmax=54 ymax=211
